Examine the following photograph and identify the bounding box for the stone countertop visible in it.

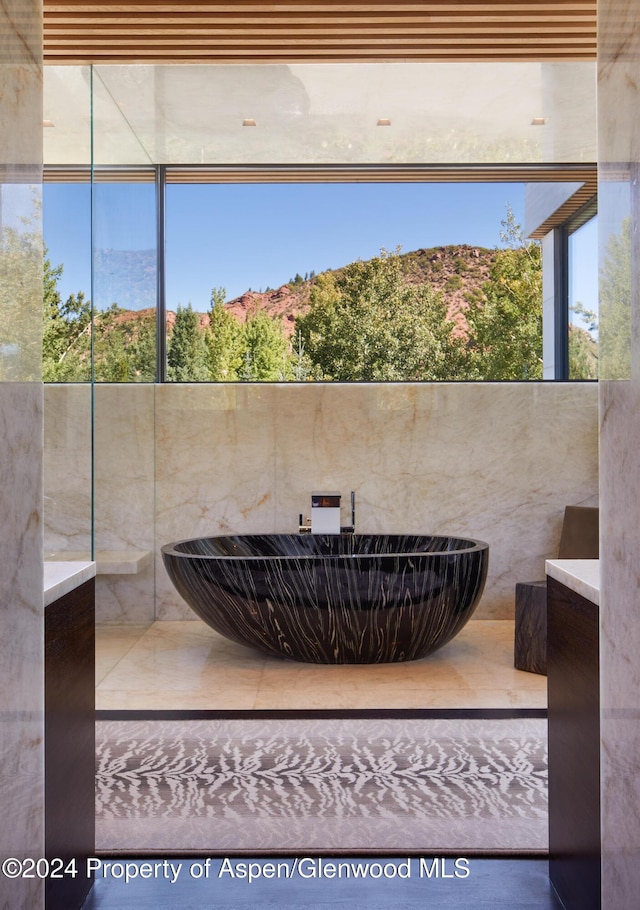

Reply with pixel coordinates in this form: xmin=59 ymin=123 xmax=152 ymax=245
xmin=44 ymin=561 xmax=96 ymax=607
xmin=545 ymin=558 xmax=599 ymax=606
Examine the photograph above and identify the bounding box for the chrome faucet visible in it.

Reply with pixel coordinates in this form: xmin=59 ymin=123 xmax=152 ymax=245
xmin=298 ymin=491 xmax=355 ymax=534
xmin=298 ymin=512 xmax=312 ymax=534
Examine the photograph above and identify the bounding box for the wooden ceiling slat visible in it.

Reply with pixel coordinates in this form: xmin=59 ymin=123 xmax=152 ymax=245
xmin=45 ymin=23 xmax=596 ymax=33
xmin=45 ymin=53 xmax=597 ymax=63
xmin=47 ymin=37 xmax=596 ymax=47
xmin=43 ymin=1 xmax=597 ymax=64
xmin=45 ymin=164 xmax=597 ymax=184
xmin=45 ymin=3 xmax=594 ymax=10
xmin=164 ymin=166 xmax=597 ymax=184
xmin=45 ymin=50 xmax=597 ymax=59
xmin=44 ymin=11 xmax=596 ymax=22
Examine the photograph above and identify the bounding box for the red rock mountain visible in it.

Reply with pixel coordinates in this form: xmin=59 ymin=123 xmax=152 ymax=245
xmin=119 ymin=244 xmax=496 ymax=338
xmin=210 ymin=244 xmax=494 ymax=338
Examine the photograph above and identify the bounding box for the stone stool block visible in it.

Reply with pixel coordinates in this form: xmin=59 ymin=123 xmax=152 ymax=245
xmin=514 ymin=580 xmax=547 ymax=675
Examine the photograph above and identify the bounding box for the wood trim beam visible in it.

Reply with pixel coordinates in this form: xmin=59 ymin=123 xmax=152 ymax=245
xmin=43 ymin=2 xmax=597 ymax=65
xmin=45 ymin=163 xmax=597 ymax=185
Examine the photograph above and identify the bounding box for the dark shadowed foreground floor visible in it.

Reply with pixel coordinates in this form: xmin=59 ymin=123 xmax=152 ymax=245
xmin=81 ymin=857 xmax=563 ymax=909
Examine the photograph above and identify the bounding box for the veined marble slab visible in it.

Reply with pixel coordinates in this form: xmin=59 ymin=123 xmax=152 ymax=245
xmin=545 ymin=559 xmax=599 ymax=606
xmin=44 ymin=561 xmax=96 ymax=607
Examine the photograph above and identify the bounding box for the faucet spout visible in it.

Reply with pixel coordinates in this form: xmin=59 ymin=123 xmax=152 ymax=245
xmin=298 ymin=491 xmax=355 ymax=534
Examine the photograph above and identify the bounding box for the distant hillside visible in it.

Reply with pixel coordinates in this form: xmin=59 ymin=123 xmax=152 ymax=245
xmin=101 ymin=243 xmax=498 ymax=338
xmin=215 ymin=243 xmax=496 ymax=337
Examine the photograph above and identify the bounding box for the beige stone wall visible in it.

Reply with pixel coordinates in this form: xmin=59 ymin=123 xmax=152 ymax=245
xmin=598 ymin=0 xmax=640 ymax=905
xmin=46 ymin=381 xmax=598 ymax=623
xmin=0 ymin=1 xmax=44 ymax=906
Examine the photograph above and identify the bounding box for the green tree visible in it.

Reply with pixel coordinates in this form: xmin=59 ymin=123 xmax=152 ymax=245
xmin=43 ymin=254 xmax=158 ymax=382
xmin=42 ymin=250 xmax=92 ymax=382
xmin=238 ymin=310 xmax=290 ymax=381
xmin=599 ymin=215 xmax=631 ymax=379
xmin=96 ymin=331 xmax=131 ymax=381
xmin=129 ymin=315 xmax=157 ymax=381
xmin=568 ymin=301 xmax=598 ymax=380
xmin=206 ymin=287 xmax=243 ymax=381
xmin=93 ymin=304 xmax=157 ymax=382
xmin=91 ymin=305 xmax=130 ymax=381
xmin=569 ymin=325 xmax=598 ymax=380
xmin=290 ymin=329 xmax=313 ymax=381
xmin=465 ymin=206 xmax=543 ymax=380
xmin=295 ymin=248 xmax=467 ymax=381
xmin=167 ymin=303 xmax=210 ymax=381
xmin=0 ymin=210 xmax=43 ymax=380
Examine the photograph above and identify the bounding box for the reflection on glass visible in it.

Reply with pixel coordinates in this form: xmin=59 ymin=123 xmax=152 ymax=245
xmin=0 ymin=184 xmax=42 ymax=381
xmin=568 ymin=216 xmax=598 ymax=380
xmin=84 ymin=62 xmax=596 ymax=167
xmin=43 ymin=182 xmax=92 ymax=381
xmin=598 ymin=194 xmax=632 ymax=381
xmin=43 ymin=180 xmax=158 ymax=382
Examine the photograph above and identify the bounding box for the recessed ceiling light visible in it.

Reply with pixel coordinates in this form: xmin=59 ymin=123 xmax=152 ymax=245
xmin=242 ymin=118 xmax=257 ymax=127
xmin=43 ymin=120 xmax=55 ymax=127
xmin=531 ymin=117 xmax=546 ymax=126
xmin=377 ymin=118 xmax=392 ymax=127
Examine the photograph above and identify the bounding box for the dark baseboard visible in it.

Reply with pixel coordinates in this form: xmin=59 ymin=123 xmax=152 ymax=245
xmin=97 ymin=707 xmax=547 ymax=721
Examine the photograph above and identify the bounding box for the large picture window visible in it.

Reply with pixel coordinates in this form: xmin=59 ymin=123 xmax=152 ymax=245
xmin=164 ymin=179 xmax=540 ymax=382
xmin=42 ymin=167 xmax=598 ymax=383
xmin=43 ymin=61 xmax=597 ymax=383
xmin=44 ymin=171 xmax=561 ymax=383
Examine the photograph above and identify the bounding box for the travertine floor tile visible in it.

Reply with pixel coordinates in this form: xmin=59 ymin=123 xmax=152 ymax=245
xmin=95 ymin=622 xmax=152 ymax=685
xmin=96 ymin=619 xmax=547 ymax=711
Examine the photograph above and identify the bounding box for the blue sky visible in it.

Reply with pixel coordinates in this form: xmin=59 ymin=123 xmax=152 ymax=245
xmin=44 ymin=181 xmax=530 ymax=310
xmin=569 ymin=216 xmax=599 ymax=331
xmin=164 ymin=182 xmax=526 ymax=306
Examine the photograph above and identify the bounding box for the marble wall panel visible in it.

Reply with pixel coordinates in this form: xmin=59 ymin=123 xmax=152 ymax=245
xmin=598 ymin=0 xmax=640 ymax=905
xmin=0 ymin=1 xmax=44 ymax=907
xmin=154 ymin=384 xmax=278 ymax=618
xmin=274 ymin=382 xmax=598 ymax=620
xmin=153 ymin=381 xmax=598 ymax=621
xmin=0 ymin=386 xmax=44 ymax=910
xmin=44 ymin=384 xmax=157 ymax=622
xmin=49 ymin=381 xmax=598 ymax=624
xmin=44 ymin=384 xmax=92 ymax=555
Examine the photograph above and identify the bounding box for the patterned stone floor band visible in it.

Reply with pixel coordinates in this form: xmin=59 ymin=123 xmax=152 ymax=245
xmin=96 ymin=717 xmax=547 ymax=854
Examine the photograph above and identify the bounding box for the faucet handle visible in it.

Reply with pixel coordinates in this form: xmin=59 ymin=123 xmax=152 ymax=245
xmin=341 ymin=491 xmax=356 ymax=534
xmin=298 ymin=513 xmax=312 ymax=534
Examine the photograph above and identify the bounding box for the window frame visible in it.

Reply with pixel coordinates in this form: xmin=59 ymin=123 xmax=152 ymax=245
xmin=44 ymin=163 xmax=598 ymax=383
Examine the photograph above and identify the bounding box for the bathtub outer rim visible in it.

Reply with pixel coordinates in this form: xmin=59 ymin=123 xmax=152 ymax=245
xmin=160 ymin=533 xmax=490 ymax=562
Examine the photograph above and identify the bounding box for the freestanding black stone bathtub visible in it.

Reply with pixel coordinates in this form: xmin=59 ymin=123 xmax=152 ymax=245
xmin=162 ymin=534 xmax=488 ymax=664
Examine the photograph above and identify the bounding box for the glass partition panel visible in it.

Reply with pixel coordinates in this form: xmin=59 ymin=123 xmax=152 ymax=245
xmin=42 ymin=69 xmax=94 ymax=562
xmin=91 ymin=69 xmax=157 ymax=623
xmin=92 ymin=62 xmax=596 ymax=166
